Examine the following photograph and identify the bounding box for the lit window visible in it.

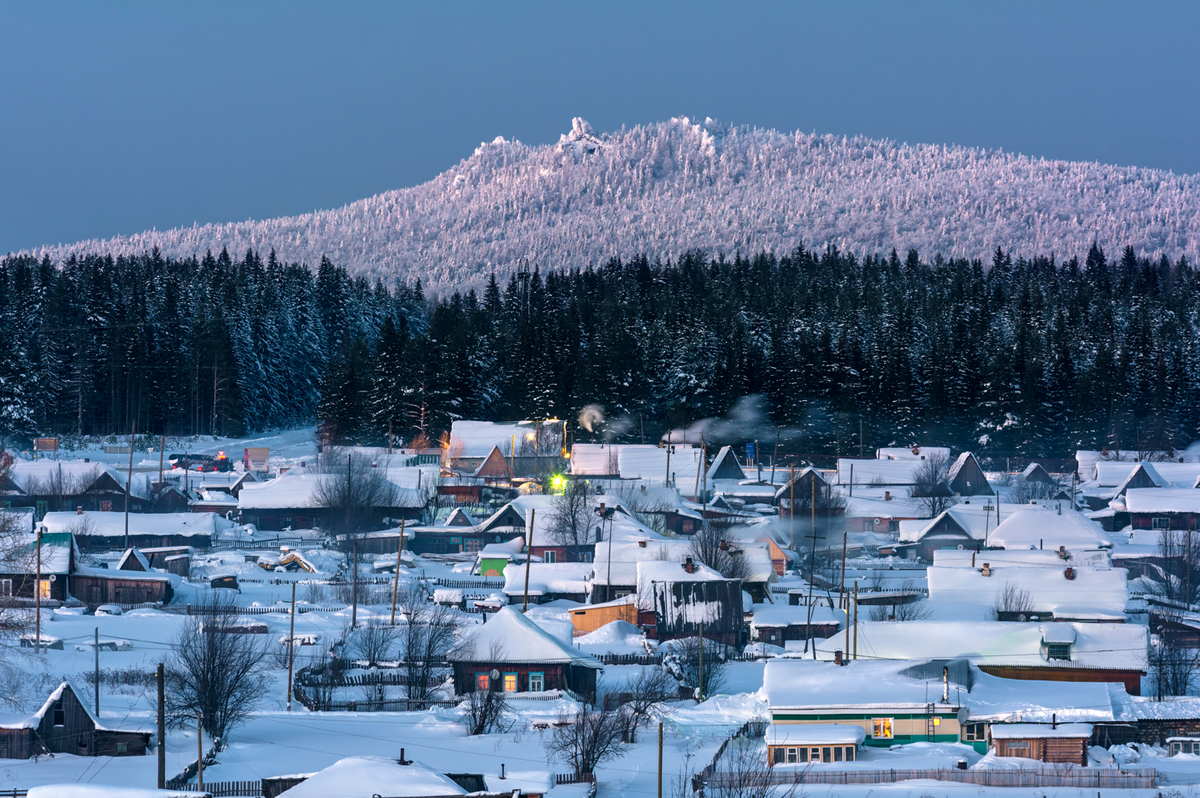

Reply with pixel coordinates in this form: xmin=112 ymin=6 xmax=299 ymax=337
xmin=100 ymin=501 xmax=112 ymax=512
xmin=503 ymin=672 xmax=518 ymax=692
xmin=872 ymin=718 xmax=893 ymax=739
xmin=475 ymin=672 xmax=490 ymax=691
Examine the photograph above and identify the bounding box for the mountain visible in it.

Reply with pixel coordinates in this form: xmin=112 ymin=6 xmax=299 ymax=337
xmin=26 ymin=117 xmax=1200 ymax=290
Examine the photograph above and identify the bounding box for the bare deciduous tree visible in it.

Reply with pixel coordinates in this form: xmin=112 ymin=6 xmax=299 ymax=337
xmin=396 ymin=583 xmax=458 ymax=703
xmin=312 ymin=450 xmax=401 ymax=540
xmin=910 ymin=453 xmax=956 ymax=518
xmin=990 ymin=581 xmax=1036 ymax=620
xmin=544 ymin=708 xmax=629 ymax=775
xmin=1154 ymin=530 xmax=1200 ymax=606
xmin=1009 ymin=476 xmax=1063 ymax=504
xmin=165 ymin=592 xmax=270 ymax=740
xmin=547 ymin=478 xmax=595 ymax=547
xmin=867 ymin=580 xmax=934 ymax=622
xmin=703 ymin=734 xmax=803 ymax=798
xmin=352 ymin=618 xmax=399 ymax=667
xmin=1150 ymin=637 xmax=1200 ymax=701
xmin=461 ymin=686 xmax=513 ymax=735
xmin=611 ymin=667 xmax=677 ymax=743
xmin=689 ymin=521 xmax=751 ymax=582
xmin=665 ymin=636 xmax=728 ymax=699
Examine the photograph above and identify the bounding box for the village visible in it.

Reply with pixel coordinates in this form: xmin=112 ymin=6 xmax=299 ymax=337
xmin=3 ymin=424 xmax=1200 ymax=798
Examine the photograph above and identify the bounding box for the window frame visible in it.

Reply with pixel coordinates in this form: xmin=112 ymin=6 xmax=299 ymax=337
xmin=786 ymin=747 xmax=797 ymax=764
xmin=1045 ymin=642 xmax=1071 ymax=661
xmin=772 ymin=747 xmax=785 ymax=765
xmin=503 ymin=672 xmax=518 ymax=692
xmin=528 ymin=671 xmax=545 ymax=692
xmin=475 ymin=672 xmax=490 ymax=692
xmin=872 ymin=717 xmax=894 ymax=739
xmin=1153 ymin=517 xmax=1170 ymax=530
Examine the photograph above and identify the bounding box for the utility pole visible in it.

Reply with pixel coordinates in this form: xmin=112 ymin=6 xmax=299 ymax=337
xmin=523 ymin=509 xmax=536 ymax=611
xmin=287 ymin=581 xmax=296 ymax=711
xmin=390 ymin=519 xmax=406 ymax=624
xmin=839 ymin=530 xmax=848 ymax=606
xmin=853 ymin=582 xmax=858 ymax=660
xmin=158 ymin=436 xmax=165 ymax=499
xmin=348 ymin=453 xmax=357 ymax=628
xmin=665 ymin=443 xmax=672 ymax=488
xmin=657 ymin=722 xmax=664 ymax=798
xmin=771 ymin=429 xmax=780 ymax=484
xmin=157 ymin=663 xmax=165 ymax=789
xmin=125 ymin=421 xmax=136 ymax=550
xmin=697 ymin=620 xmax=704 ymax=703
xmin=94 ymin=627 xmax=100 ymax=715
xmin=35 ymin=526 xmax=42 ymax=655
xmin=196 ymin=711 xmax=204 ymax=791
xmin=789 ymin=464 xmax=795 ymax=552
xmin=351 ymin=539 xmax=358 ymax=629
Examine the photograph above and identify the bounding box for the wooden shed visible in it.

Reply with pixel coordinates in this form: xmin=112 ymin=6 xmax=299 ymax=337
xmin=989 ymin=723 xmax=1091 ymax=765
xmin=0 ymin=682 xmax=150 ymax=759
xmin=948 ymin=452 xmax=993 ymax=497
xmin=69 ymin=567 xmax=174 ymax=608
xmin=569 ymin=595 xmax=638 ymax=636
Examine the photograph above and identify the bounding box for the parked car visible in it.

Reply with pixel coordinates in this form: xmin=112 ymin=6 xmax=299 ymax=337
xmin=94 ymin=604 xmax=124 ymax=616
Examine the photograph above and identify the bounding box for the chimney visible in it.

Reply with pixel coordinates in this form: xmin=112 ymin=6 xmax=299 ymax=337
xmin=1052 ymin=713 xmax=1056 ymax=730
xmin=684 ymin=556 xmax=694 ymax=574
xmin=76 ymin=506 xmax=83 ymax=515
xmin=942 ymin=666 xmax=949 ymax=703
xmin=500 ymin=764 xmax=506 ymax=779
xmin=638 ymin=540 xmax=647 ymax=548
xmin=884 ymin=491 xmax=891 ymax=501
xmin=912 ymin=445 xmax=920 ymax=455
xmin=1064 ymin=567 xmax=1076 ymax=581
xmin=834 ymin=650 xmax=844 ymax=665
xmin=399 ymin=748 xmax=406 ymax=764
xmin=1058 ymin=545 xmax=1067 ymax=560
xmin=980 ymin=563 xmax=991 ymax=577
xmin=1057 ymin=503 xmax=1061 ymax=515
xmin=719 ymin=539 xmax=729 ymax=551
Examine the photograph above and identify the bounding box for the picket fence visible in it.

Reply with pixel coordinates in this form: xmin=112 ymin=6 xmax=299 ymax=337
xmin=700 ymin=766 xmax=1158 ymax=790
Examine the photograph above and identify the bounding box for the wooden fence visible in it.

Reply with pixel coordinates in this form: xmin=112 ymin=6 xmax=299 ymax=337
xmin=700 ymin=766 xmax=1158 ymax=790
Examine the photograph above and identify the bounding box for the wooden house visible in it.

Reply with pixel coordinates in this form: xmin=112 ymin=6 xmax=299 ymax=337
xmin=1021 ymin=462 xmax=1056 ymax=485
xmin=40 ymin=510 xmax=223 ymax=551
xmin=767 ymin=724 xmax=863 ymax=766
xmin=116 ymin=548 xmax=151 ymax=572
xmin=706 ymin=446 xmax=747 ymax=482
xmin=0 ymin=531 xmax=76 ymax=601
xmin=988 ymin=723 xmax=1091 ymax=765
xmin=568 ymin=595 xmax=638 ymax=636
xmin=948 ymin=452 xmax=993 ymax=497
xmin=448 ymin=606 xmax=603 ymax=701
xmin=898 ymin=509 xmax=983 ymax=561
xmin=0 ymin=682 xmax=150 ymax=759
xmin=502 ymin=562 xmax=591 ymax=604
xmin=639 ymin=560 xmax=744 ymax=645
xmin=69 ymin=566 xmax=173 ymax=608
xmin=0 ymin=461 xmax=151 ymax=516
xmin=750 ymin=605 xmax=843 ymax=646
xmin=474 ymin=446 xmax=514 ymax=482
xmin=1123 ymin=488 xmax=1200 ymax=532
xmin=774 ymin=468 xmax=832 ymax=512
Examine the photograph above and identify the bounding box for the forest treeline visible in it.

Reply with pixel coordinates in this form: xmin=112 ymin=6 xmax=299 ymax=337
xmin=0 ymin=243 xmax=1197 ymax=458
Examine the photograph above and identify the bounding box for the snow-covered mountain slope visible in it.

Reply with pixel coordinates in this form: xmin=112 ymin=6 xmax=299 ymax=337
xmin=27 ymin=117 xmax=1200 ymax=290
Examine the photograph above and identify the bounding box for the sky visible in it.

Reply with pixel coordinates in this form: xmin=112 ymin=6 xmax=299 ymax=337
xmin=2 ymin=1 xmax=1199 ymax=255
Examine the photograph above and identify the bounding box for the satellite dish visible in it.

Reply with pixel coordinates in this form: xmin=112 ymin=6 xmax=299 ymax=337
xmin=873 ymin=518 xmax=880 ymax=525
xmin=490 ymin=669 xmax=500 ymax=680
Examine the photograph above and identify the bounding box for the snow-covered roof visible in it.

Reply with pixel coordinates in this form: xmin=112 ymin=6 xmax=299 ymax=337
xmin=569 ymin=443 xmax=655 ymax=475
xmin=877 ymin=447 xmax=951 ymax=461
xmin=117 ymin=548 xmax=151 ymax=571
xmin=766 ymin=724 xmax=865 ymax=745
xmin=277 ymin=756 xmax=466 ymax=798
xmin=0 ymin=531 xmax=75 ymax=574
xmin=926 ymin=563 xmax=1127 ymax=620
xmin=479 ymin=536 xmax=526 ymax=560
xmin=1124 ymin=488 xmax=1200 ymax=514
xmin=836 ymin=458 xmax=924 ymax=486
xmin=764 ymin=659 xmax=961 ymax=710
xmin=503 ymin=562 xmax=592 ymax=596
xmin=443 ymin=507 xmax=478 ymax=526
xmin=932 ymin=548 xmax=1110 ymax=568
xmin=844 ymin=489 xmax=924 ymax=519
xmin=965 ymin=667 xmax=1114 ymax=723
xmin=988 ymin=723 xmax=1092 ymax=739
xmin=898 ymin=502 xmax=995 ymax=543
xmin=750 ymin=604 xmax=844 ymax=629
xmin=619 ymin=445 xmax=703 ymax=488
xmin=707 ymin=445 xmax=746 ymax=482
xmin=813 ymin=621 xmax=1147 ymax=671
xmin=1114 ymin=462 xmax=1165 ymax=496
xmin=987 ymin=506 xmax=1112 ymax=550
xmin=449 ymin=606 xmax=603 ymax=668
xmin=4 ymin=460 xmax=125 ymax=494
xmin=946 ymin=452 xmax=978 ymax=484
xmin=591 ymin=537 xmax=690 ymax=586
xmin=238 ymin=469 xmax=428 ymax=510
xmin=40 ymin=510 xmax=223 ymax=539
xmin=450 ymin=420 xmax=550 ymax=459
xmin=0 ymin=682 xmax=137 ymax=732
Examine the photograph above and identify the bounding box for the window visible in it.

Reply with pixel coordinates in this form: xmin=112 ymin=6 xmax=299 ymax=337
xmin=772 ymin=748 xmax=785 ymax=764
xmin=1007 ymin=741 xmax=1030 ymax=751
xmin=821 ymin=747 xmax=831 ymax=763
xmin=786 ymin=747 xmax=796 ymax=763
xmin=116 ymin=742 xmax=128 ymax=754
xmin=963 ymin=723 xmax=987 ymax=742
xmin=845 ymin=746 xmax=855 ymax=762
xmin=100 ymin=501 xmax=112 ymax=512
xmin=35 ymin=501 xmax=48 ymax=521
xmin=0 ymin=579 xmax=11 ymax=597
xmin=39 ymin=579 xmax=52 ymax=600
xmin=833 ymin=746 xmax=842 ymax=762
xmin=888 ymin=520 xmax=900 ymax=533
xmin=798 ymin=747 xmax=808 ymax=762
xmin=862 ymin=520 xmax=873 ymax=532
xmin=53 ymin=702 xmax=64 ymax=727
xmin=475 ymin=672 xmax=490 ymax=691
xmin=1153 ymin=517 xmax=1170 ymax=529
xmin=579 ymin=552 xmax=592 ymax=563
xmin=503 ymin=672 xmax=518 ymax=692
xmin=809 ymin=748 xmax=820 ymax=761
xmin=528 ymin=672 xmax=544 ymax=692
xmin=872 ymin=718 xmax=893 ymax=739
xmin=544 ymin=550 xmax=557 ymax=563
xmin=1046 ymin=642 xmax=1071 ymax=661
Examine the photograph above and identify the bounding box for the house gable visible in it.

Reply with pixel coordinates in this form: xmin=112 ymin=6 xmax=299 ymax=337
xmin=948 ymin=453 xmax=993 ymax=497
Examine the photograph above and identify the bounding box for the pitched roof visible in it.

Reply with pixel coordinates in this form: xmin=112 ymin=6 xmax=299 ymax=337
xmin=927 ymin=563 xmax=1127 ymax=620
xmin=987 ymin=506 xmax=1112 ymax=550
xmin=449 ymin=606 xmax=603 ymax=668
xmin=278 ymin=756 xmax=466 ymax=798
xmin=117 ymin=548 xmax=150 ymax=571
xmin=1114 ymin=462 xmax=1165 ymax=496
xmin=706 ymin=445 xmax=746 ymax=482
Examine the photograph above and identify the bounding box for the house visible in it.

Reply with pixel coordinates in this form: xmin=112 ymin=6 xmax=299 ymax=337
xmin=568 ymin=595 xmax=638 ymax=636
xmin=275 ymin=756 xmax=467 ymax=798
xmin=477 ymin=537 xmax=529 ymax=577
xmin=986 ymin=506 xmax=1112 ymax=551
xmin=836 ymin=458 xmax=924 ymax=488
xmin=618 ymin=446 xmax=703 ymax=493
xmin=473 ymin=446 xmax=514 ymax=482
xmin=773 ymin=468 xmax=833 ymax=513
xmin=448 ymin=606 xmax=603 ymax=701
xmin=750 ymin=604 xmax=843 ymax=646
xmin=69 ymin=563 xmax=174 ymax=607
xmin=947 ymin=452 xmax=993 ymax=497
xmin=620 ymin=486 xmax=706 ymax=536
xmin=637 ymin=559 xmax=744 ymax=645
xmin=39 ymin=510 xmax=229 ymax=551
xmin=0 ymin=682 xmax=150 ymax=758
xmin=897 ymin=502 xmax=995 ymax=560
xmin=988 ymin=723 xmax=1091 ymax=765
xmin=502 ymin=562 xmax=591 ymax=604
xmin=116 ymin=548 xmax=150 ymax=572
xmin=877 ymin=446 xmax=951 ymax=461
xmin=1021 ymin=463 xmax=1056 ymax=485
xmin=237 ymin=468 xmax=432 ymax=531
xmin=1121 ymin=488 xmax=1200 ymax=532
xmin=0 ymin=460 xmax=151 ymax=516
xmin=767 ymin=724 xmax=864 ymax=766
xmin=763 ymin=658 xmax=965 ymax=746
xmin=814 ymin=620 xmax=1147 ymax=694
xmin=843 ymin=491 xmax=923 ymax=535
xmin=409 ymin=497 xmax=546 ymax=556
xmin=0 ymin=531 xmax=77 ymax=601
xmin=449 ymin=420 xmax=562 ymax=473
xmin=569 ymin=443 xmax=656 ymax=476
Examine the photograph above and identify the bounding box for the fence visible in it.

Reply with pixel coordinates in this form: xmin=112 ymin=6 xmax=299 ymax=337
xmin=700 ymin=767 xmax=1158 ymax=790
xmin=554 ymin=772 xmax=596 ymax=785
xmin=427 ymin=577 xmax=506 ymax=589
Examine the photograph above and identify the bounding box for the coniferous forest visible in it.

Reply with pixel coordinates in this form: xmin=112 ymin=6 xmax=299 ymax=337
xmin=1 ymin=243 xmax=1198 ymax=458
